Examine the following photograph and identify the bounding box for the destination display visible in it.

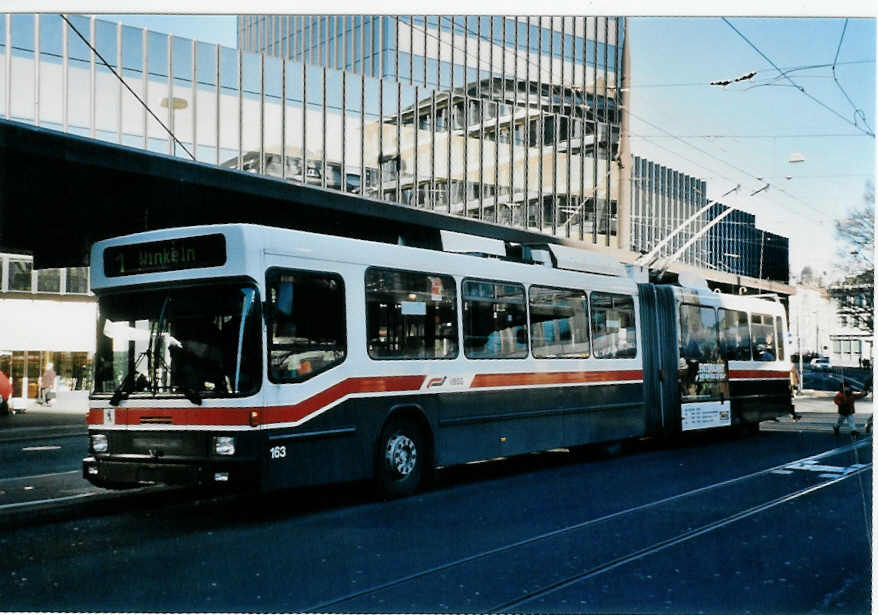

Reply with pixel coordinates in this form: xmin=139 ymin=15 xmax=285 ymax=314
xmin=104 ymin=234 xmax=226 ymax=277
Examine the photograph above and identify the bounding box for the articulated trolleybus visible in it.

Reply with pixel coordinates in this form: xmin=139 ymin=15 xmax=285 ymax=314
xmin=84 ymin=224 xmax=793 ymax=496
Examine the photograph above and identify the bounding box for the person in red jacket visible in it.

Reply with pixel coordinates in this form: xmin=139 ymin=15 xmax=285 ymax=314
xmin=0 ymin=369 xmax=11 ymax=416
xmin=833 ymin=382 xmax=866 ymax=436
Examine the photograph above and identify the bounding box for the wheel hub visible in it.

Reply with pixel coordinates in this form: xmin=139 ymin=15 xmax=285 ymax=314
xmin=385 ymin=434 xmax=417 ymax=476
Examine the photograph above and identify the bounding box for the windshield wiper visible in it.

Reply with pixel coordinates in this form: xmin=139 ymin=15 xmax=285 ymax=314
xmin=109 ymin=348 xmax=150 ymax=406
xmin=151 ymin=296 xmax=171 ymax=397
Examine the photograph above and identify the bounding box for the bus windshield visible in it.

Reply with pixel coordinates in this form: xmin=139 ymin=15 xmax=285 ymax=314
xmin=93 ymin=282 xmax=262 ymax=402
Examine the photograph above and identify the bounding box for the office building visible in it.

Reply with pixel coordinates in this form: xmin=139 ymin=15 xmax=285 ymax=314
xmin=236 ymin=15 xmax=625 ymax=242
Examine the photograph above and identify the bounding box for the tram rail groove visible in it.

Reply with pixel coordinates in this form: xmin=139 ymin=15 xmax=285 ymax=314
xmin=303 ymin=438 xmax=871 ymax=612
xmin=491 ymin=464 xmax=872 ymax=612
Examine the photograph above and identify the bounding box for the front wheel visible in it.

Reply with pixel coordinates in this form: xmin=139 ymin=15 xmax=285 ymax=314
xmin=375 ymin=418 xmax=427 ymax=498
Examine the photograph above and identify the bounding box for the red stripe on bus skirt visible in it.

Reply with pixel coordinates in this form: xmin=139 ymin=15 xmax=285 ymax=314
xmin=87 ymin=375 xmax=427 ymax=427
xmin=728 ymin=370 xmax=790 ymax=380
xmin=470 ymin=370 xmax=644 ymax=388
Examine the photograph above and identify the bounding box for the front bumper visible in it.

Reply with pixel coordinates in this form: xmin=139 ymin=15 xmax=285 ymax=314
xmin=82 ymin=455 xmax=257 ymax=489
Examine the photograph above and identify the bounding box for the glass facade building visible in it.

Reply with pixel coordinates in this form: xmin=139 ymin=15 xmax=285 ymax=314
xmin=631 ymin=155 xmax=789 ymax=283
xmin=0 ymin=13 xmax=786 ymax=280
xmin=236 ymin=15 xmax=625 ymax=241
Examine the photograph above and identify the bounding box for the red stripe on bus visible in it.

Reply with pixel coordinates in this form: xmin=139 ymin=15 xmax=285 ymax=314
xmin=729 ymin=370 xmax=790 ymax=380
xmin=88 ymin=407 xmax=254 ymax=426
xmin=88 ymin=375 xmax=427 ymax=427
xmin=261 ymin=375 xmax=427 ymax=424
xmin=470 ymin=370 xmax=644 ymax=388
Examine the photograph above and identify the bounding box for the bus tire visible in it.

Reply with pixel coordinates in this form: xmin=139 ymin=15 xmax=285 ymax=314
xmin=738 ymin=421 xmax=759 ymax=436
xmin=375 ymin=417 xmax=426 ymax=498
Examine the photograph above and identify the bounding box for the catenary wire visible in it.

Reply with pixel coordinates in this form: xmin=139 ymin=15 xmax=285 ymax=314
xmin=405 ymin=17 xmax=843 ymax=229
xmin=722 ymin=17 xmax=874 ymax=138
xmin=830 ymin=19 xmax=875 ymax=136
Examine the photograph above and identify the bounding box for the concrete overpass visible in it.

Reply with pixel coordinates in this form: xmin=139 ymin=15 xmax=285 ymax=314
xmin=0 ymin=119 xmax=794 ymax=300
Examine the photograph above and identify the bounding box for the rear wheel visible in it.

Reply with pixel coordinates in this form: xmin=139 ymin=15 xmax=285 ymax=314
xmin=375 ymin=418 xmax=427 ymax=498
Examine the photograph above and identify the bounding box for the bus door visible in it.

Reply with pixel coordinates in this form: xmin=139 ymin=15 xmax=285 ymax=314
xmin=638 ymin=285 xmax=681 ymax=437
xmin=677 ymin=302 xmax=730 ymax=431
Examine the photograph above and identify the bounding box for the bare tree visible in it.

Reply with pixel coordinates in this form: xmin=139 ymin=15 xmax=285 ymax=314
xmin=831 ymin=182 xmax=874 ymax=333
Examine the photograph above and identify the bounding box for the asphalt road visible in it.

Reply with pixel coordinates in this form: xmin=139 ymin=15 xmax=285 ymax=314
xmin=0 ymin=425 xmax=870 ymax=614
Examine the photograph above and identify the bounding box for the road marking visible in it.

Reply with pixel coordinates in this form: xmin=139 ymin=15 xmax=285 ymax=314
xmin=21 ymin=445 xmax=62 ymax=451
xmin=780 ymin=459 xmax=868 ymax=478
xmin=0 ymin=492 xmax=97 ymax=511
xmin=0 ymin=470 xmax=79 ymax=484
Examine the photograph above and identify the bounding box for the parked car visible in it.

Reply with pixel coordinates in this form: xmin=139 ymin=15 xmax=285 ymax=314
xmin=810 ymin=357 xmax=831 ymax=372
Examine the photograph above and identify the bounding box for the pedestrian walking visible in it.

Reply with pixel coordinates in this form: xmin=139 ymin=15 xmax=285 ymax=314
xmin=39 ymin=363 xmax=56 ymax=406
xmin=0 ymin=369 xmax=11 ymax=415
xmin=833 ymin=383 xmax=866 ymax=436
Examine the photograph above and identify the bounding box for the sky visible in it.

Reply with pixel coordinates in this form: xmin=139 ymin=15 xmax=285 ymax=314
xmin=87 ymin=11 xmax=876 ymax=283
xmin=628 ymin=17 xmax=875 ymax=282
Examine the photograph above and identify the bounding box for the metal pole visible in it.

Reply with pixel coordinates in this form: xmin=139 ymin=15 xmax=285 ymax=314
xmin=62 ymin=18 xmax=68 ymax=131
xmin=281 ymin=56 xmax=286 ymax=180
xmin=261 ymin=54 xmax=267 ymax=176
xmin=143 ymin=28 xmax=148 ymax=150
xmin=414 ymin=84 xmax=419 ymax=207
xmin=215 ymin=43 xmax=220 ymax=166
xmin=90 ymin=17 xmax=95 ymax=139
xmin=191 ymin=38 xmax=197 ymax=158
xmin=301 ymin=59 xmax=307 ymax=182
xmin=431 ymin=89 xmax=436 ymax=210
xmin=168 ymin=34 xmax=173 ymax=155
xmin=797 ymin=310 xmax=803 ymax=388
xmin=5 ymin=15 xmax=11 ymax=119
xmin=237 ymin=49 xmax=243 ymax=170
xmin=34 ymin=14 xmax=40 ymax=126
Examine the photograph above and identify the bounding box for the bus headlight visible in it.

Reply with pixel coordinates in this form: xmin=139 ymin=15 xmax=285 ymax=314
xmin=91 ymin=434 xmax=108 ymax=453
xmin=214 ymin=436 xmax=236 ymax=456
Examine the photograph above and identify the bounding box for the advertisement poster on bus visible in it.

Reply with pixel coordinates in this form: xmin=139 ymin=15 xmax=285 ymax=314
xmin=678 ymin=303 xmax=731 ymax=431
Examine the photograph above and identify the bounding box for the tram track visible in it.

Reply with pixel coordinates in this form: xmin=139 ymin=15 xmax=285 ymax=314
xmin=491 ymin=464 xmax=871 ymax=611
xmin=304 ymin=438 xmax=872 ymax=612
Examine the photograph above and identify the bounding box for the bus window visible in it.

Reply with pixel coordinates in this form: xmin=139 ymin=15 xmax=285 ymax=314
xmin=365 ymin=268 xmax=458 ymax=359
xmin=751 ymin=313 xmax=777 ymax=362
xmin=774 ymin=315 xmax=785 ymax=361
xmin=679 ymin=304 xmax=720 ymax=362
xmin=267 ymin=269 xmax=346 ymax=382
xmin=718 ymin=309 xmax=752 ymax=361
xmin=95 ymin=283 xmax=262 ymax=398
xmin=529 ymin=286 xmax=590 ymax=358
xmin=590 ymin=293 xmax=636 ymax=359
xmin=463 ymin=280 xmax=528 ymax=359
